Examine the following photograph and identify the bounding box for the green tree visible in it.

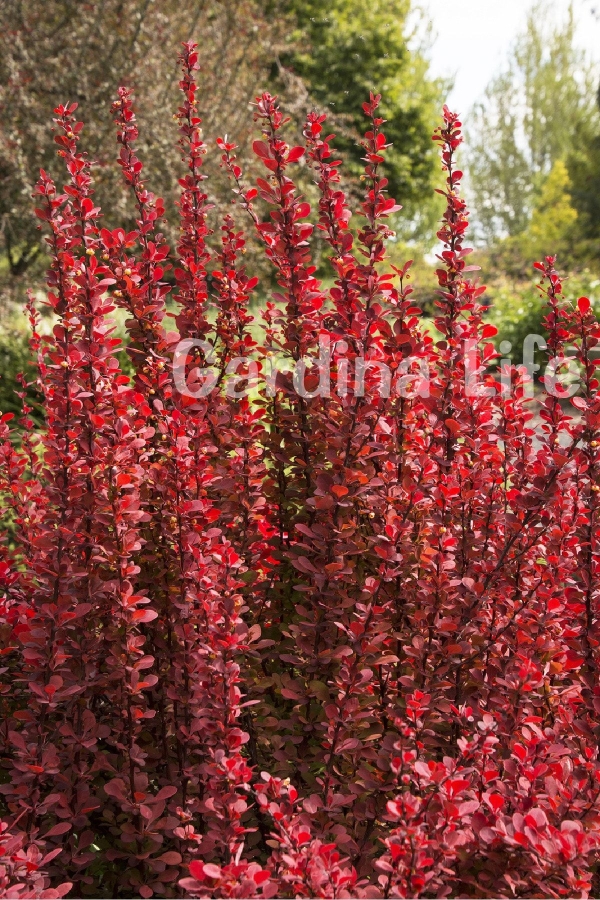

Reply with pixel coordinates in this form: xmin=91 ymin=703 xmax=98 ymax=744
xmin=284 ymin=0 xmax=446 ymax=241
xmin=0 ymin=0 xmax=446 ymax=306
xmin=523 ymin=159 xmax=578 ymax=260
xmin=567 ymin=82 xmax=600 ymax=258
xmin=467 ymin=1 xmax=599 ymax=245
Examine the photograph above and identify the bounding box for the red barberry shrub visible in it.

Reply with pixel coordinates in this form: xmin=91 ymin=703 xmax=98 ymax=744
xmin=0 ymin=820 xmax=72 ymax=899
xmin=1 ymin=42 xmax=600 ymax=899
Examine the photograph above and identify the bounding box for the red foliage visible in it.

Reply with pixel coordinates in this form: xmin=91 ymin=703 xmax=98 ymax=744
xmin=1 ymin=44 xmax=600 ymax=898
xmin=0 ymin=820 xmax=72 ymax=898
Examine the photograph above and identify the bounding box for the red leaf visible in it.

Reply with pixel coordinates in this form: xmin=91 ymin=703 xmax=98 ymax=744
xmin=202 ymin=864 xmax=221 ymax=880
xmin=287 ymin=146 xmax=305 ymax=163
xmin=45 ymin=822 xmax=72 ymax=837
xmin=482 ymin=324 xmax=498 ymax=339
xmin=252 ymin=140 xmax=272 ymax=161
xmin=131 ymin=609 xmax=158 ymax=623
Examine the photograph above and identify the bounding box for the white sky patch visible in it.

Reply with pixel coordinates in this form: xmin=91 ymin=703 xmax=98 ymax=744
xmin=418 ymin=0 xmax=600 ymax=116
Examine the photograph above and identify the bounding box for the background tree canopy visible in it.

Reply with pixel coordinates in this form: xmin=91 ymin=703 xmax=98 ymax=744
xmin=466 ymin=0 xmax=600 ymax=270
xmin=283 ymin=0 xmax=445 ymax=241
xmin=2 ymin=0 xmax=600 ymax=411
xmin=0 ymin=0 xmax=443 ymax=301
xmin=460 ymin=0 xmax=600 ymax=356
xmin=0 ymin=0 xmax=289 ymax=293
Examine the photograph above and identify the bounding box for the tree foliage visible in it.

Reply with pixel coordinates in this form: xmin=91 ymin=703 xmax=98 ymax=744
xmin=567 ymin=83 xmax=600 ymax=258
xmin=467 ymin=1 xmax=599 ymax=247
xmin=284 ymin=0 xmax=445 ymax=240
xmin=488 ymin=159 xmax=581 ymax=277
xmin=0 ymin=0 xmax=447 ymax=302
xmin=0 ymin=0 xmax=286 ymax=289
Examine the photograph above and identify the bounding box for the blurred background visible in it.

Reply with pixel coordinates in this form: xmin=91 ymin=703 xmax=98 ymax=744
xmin=1 ymin=0 xmax=599 ymax=414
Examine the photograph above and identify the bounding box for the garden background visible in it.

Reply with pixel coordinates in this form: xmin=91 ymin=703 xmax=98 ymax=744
xmin=2 ymin=0 xmax=600 ymax=405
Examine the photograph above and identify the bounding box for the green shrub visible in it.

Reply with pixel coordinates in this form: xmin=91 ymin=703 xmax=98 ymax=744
xmin=486 ymin=270 xmax=600 ymax=363
xmin=0 ymin=321 xmax=38 ymax=420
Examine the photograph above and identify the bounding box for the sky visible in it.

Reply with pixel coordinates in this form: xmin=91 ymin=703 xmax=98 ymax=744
xmin=420 ymin=0 xmax=600 ymax=115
